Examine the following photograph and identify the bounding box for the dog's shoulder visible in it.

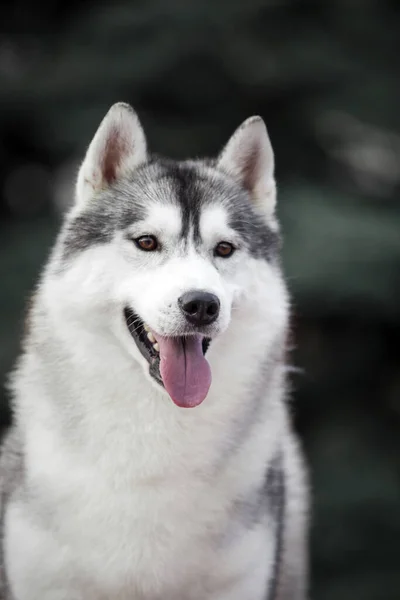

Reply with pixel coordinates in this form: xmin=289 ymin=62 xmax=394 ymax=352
xmin=0 ymin=426 xmax=24 ymax=492
xmin=0 ymin=426 xmax=24 ymax=600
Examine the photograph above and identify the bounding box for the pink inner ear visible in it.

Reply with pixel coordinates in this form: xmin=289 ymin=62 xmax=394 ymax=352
xmin=240 ymin=144 xmax=261 ymax=194
xmin=101 ymin=127 xmax=130 ymax=185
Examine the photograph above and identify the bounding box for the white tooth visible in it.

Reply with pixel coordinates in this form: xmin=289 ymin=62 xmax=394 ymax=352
xmin=144 ymin=324 xmax=150 ymax=332
xmin=153 ymin=342 xmax=159 ymax=352
xmin=147 ymin=331 xmax=156 ymax=343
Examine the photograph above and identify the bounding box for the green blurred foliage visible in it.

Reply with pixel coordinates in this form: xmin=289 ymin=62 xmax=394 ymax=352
xmin=0 ymin=1 xmax=399 ymax=599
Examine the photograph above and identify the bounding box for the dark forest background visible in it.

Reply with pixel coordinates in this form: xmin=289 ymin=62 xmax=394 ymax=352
xmin=1 ymin=1 xmax=400 ymax=598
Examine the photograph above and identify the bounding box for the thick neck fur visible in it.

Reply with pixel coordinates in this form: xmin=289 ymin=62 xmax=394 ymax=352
xmin=12 ymin=268 xmax=288 ymax=487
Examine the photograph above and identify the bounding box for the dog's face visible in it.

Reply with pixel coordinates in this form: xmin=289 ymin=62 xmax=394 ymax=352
xmin=50 ymin=104 xmax=287 ymax=408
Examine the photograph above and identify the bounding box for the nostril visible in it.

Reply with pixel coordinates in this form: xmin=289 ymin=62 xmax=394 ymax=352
xmin=207 ymin=302 xmax=218 ymax=317
xmin=186 ymin=301 xmax=199 ymax=316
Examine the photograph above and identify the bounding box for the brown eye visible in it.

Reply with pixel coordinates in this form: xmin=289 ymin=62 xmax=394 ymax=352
xmin=135 ymin=235 xmax=158 ymax=252
xmin=215 ymin=241 xmax=235 ymax=258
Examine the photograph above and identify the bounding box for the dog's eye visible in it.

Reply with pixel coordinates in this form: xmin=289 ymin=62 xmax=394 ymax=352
xmin=215 ymin=242 xmax=235 ymax=258
xmin=135 ymin=235 xmax=158 ymax=252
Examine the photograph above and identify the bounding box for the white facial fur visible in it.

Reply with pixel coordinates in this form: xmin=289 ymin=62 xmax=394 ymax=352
xmin=45 ymin=197 xmax=287 ymax=389
xmin=40 ymin=103 xmax=289 ymax=390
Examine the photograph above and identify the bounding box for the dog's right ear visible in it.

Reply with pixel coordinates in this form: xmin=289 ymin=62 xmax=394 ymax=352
xmin=217 ymin=116 xmax=276 ymax=219
xmin=75 ymin=103 xmax=147 ymax=206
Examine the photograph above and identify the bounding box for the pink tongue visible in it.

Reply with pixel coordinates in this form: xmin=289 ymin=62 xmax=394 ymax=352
xmin=155 ymin=335 xmax=211 ymax=408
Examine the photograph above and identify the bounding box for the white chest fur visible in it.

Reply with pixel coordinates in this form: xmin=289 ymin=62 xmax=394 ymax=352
xmin=7 ymin=345 xmax=283 ymax=600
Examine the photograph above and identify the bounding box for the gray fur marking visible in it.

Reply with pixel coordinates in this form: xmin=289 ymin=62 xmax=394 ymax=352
xmin=61 ymin=159 xmax=280 ymax=265
xmin=265 ymin=452 xmax=285 ymax=600
xmin=0 ymin=428 xmax=23 ymax=600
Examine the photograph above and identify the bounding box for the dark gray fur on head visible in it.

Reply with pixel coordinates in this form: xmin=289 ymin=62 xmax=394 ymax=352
xmin=61 ymin=157 xmax=280 ymax=265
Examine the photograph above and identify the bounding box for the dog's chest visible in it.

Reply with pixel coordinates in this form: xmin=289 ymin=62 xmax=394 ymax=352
xmin=59 ymin=475 xmax=227 ymax=594
xmin=18 ymin=412 xmax=265 ymax=597
xmin=8 ymin=466 xmax=273 ymax=600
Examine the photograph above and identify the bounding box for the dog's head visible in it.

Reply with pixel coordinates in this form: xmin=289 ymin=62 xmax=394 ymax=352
xmin=49 ymin=103 xmax=288 ymax=408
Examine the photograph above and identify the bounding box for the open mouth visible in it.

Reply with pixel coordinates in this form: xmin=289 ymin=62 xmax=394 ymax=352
xmin=124 ymin=308 xmax=212 ymax=408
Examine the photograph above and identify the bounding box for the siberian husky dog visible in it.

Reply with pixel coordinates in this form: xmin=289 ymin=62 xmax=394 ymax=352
xmin=0 ymin=103 xmax=308 ymax=600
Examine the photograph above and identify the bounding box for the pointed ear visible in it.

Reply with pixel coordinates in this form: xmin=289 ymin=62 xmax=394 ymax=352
xmin=217 ymin=116 xmax=276 ymax=217
xmin=76 ymin=103 xmax=147 ymax=206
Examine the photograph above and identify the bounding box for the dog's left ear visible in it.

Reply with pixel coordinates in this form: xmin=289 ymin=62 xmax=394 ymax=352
xmin=217 ymin=116 xmax=276 ymax=218
xmin=76 ymin=102 xmax=147 ymax=206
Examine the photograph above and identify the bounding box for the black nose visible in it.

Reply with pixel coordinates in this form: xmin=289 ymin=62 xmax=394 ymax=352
xmin=178 ymin=291 xmax=220 ymax=326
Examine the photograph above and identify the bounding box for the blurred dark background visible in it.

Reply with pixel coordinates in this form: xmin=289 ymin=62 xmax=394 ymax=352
xmin=1 ymin=1 xmax=400 ymax=598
